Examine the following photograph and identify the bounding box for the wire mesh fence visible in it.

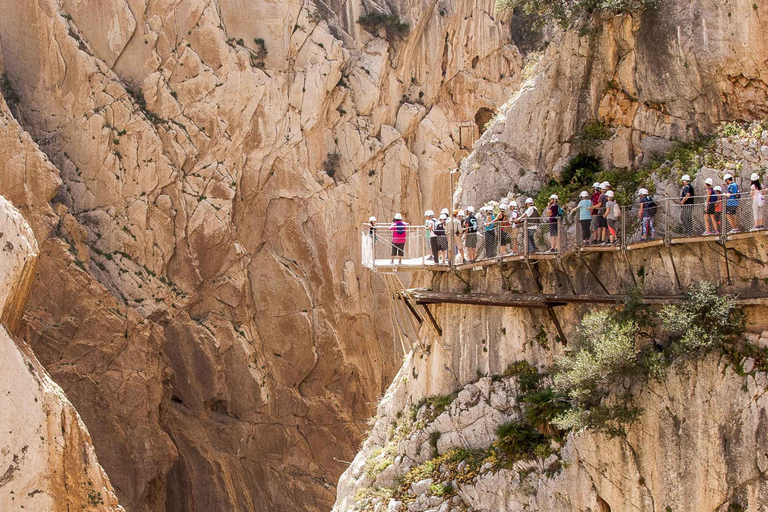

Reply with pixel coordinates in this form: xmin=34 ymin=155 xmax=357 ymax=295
xmin=362 ymin=192 xmax=768 ymax=270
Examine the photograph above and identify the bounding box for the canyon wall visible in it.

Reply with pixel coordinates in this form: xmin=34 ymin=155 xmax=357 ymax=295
xmin=0 ymin=196 xmax=123 ymax=512
xmin=0 ymin=0 xmax=522 ymax=510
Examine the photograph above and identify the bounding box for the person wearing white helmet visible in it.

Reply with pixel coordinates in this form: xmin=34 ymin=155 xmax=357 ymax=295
xmin=368 ymin=216 xmax=377 ymax=237
xmin=433 ymin=213 xmax=449 ymax=264
xmin=463 ymin=206 xmax=479 ymax=262
xmin=425 ymin=210 xmax=438 ymax=262
xmin=591 ymin=185 xmax=609 ymax=244
xmin=576 ymin=191 xmax=592 ymax=245
xmin=590 ymin=183 xmax=601 ymax=243
xmin=456 ymin=210 xmax=467 ymax=263
xmin=638 ymin=188 xmax=657 ymax=241
xmin=483 ymin=203 xmax=501 ymax=258
xmin=389 ymin=213 xmax=408 ymax=264
xmin=604 ymin=190 xmax=619 ymax=244
xmin=724 ymin=173 xmax=740 ymax=233
xmin=519 ymin=198 xmax=539 ymax=253
xmin=496 ymin=203 xmax=513 ymax=255
xmin=679 ymin=174 xmax=695 ymax=235
xmin=545 ymin=194 xmax=562 ymax=252
xmin=508 ymin=200 xmax=521 ymax=254
xmin=750 ymin=172 xmax=764 ymax=230
xmin=704 ymin=178 xmax=719 ymax=235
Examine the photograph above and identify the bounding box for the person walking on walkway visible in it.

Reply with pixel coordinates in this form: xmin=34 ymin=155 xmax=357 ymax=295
xmin=605 ymin=190 xmax=619 ymax=244
xmin=435 ymin=214 xmax=449 ymax=264
xmin=576 ymin=191 xmax=592 ymax=244
xmin=750 ymin=173 xmax=764 ymax=230
xmin=704 ymin=178 xmax=719 ymax=235
xmin=680 ymin=174 xmax=695 ymax=235
xmin=590 ymin=182 xmax=601 ymax=243
xmin=483 ymin=206 xmax=499 ymax=258
xmin=509 ymin=201 xmax=520 ymax=254
xmin=425 ymin=210 xmax=438 ymax=262
xmin=520 ymin=198 xmax=539 ymax=253
xmin=464 ymin=206 xmax=479 ymax=262
xmin=724 ymin=173 xmax=740 ymax=233
xmin=638 ymin=189 xmax=657 ymax=241
xmin=368 ymin=216 xmax=377 ymax=238
xmin=456 ymin=210 xmax=466 ymax=264
xmin=498 ymin=204 xmax=512 ymax=255
xmin=546 ymin=194 xmax=561 ymax=252
xmin=591 ymin=183 xmax=609 ymax=244
xmin=389 ymin=213 xmax=408 ymax=264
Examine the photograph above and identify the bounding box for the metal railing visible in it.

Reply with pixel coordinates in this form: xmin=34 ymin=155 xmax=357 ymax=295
xmin=362 ymin=192 xmax=768 ymax=270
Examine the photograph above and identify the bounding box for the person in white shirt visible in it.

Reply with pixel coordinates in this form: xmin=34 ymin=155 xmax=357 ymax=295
xmin=519 ymin=198 xmax=539 ymax=253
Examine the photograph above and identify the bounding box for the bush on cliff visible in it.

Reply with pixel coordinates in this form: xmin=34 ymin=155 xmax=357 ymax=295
xmin=495 ymin=0 xmax=659 ymax=27
xmin=553 ymin=282 xmax=744 ymax=436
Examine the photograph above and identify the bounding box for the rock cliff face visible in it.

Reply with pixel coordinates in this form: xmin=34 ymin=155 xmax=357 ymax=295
xmin=0 ymin=0 xmax=520 ymax=510
xmin=0 ymin=196 xmax=123 ymax=512
xmin=457 ymin=0 xmax=768 ymax=206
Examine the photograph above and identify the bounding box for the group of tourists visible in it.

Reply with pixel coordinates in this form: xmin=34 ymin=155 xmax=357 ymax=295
xmin=367 ymin=172 xmax=766 ymax=265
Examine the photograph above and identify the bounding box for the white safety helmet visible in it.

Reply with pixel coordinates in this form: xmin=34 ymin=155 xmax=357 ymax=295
xmin=439 ymin=213 xmax=448 ymax=220
xmin=550 ymin=194 xmax=559 ymax=200
xmin=751 ymin=173 xmax=761 ymax=181
xmin=440 ymin=208 xmax=450 ymax=215
xmin=724 ymin=173 xmax=733 ymax=181
xmin=425 ymin=210 xmax=434 ymax=217
xmin=499 ymin=204 xmax=508 ymax=210
xmin=467 ymin=206 xmax=475 ymax=213
xmin=705 ymin=178 xmax=714 ymax=186
xmin=525 ymin=198 xmax=534 ymax=204
xmin=681 ymin=174 xmax=691 ymax=182
xmin=580 ymin=191 xmax=588 ymax=198
xmin=510 ymin=201 xmax=518 ymax=207
xmin=457 ymin=210 xmax=465 ymax=216
xmin=606 ymin=190 xmax=615 ymax=198
xmin=394 ymin=213 xmax=403 ymax=220
xmin=601 ymin=181 xmax=611 ymax=189
xmin=593 ymin=182 xmax=601 ymax=189
xmin=638 ymin=188 xmax=649 ymax=196
xmin=714 ymin=185 xmax=723 ymax=192
xmin=369 ymin=216 xmax=377 ymax=222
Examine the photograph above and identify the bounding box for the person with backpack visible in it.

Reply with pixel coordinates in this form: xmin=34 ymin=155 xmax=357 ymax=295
xmin=435 ymin=213 xmax=449 ymax=264
xmin=604 ymin=190 xmax=620 ymax=244
xmin=546 ymin=194 xmax=562 ymax=252
xmin=679 ymin=174 xmax=695 ymax=235
xmin=483 ymin=206 xmax=498 ymax=258
xmin=704 ymin=178 xmax=719 ymax=235
xmin=724 ymin=173 xmax=740 ymax=233
xmin=456 ymin=210 xmax=466 ymax=264
xmin=520 ymin=198 xmax=539 ymax=253
xmin=590 ymin=182 xmax=601 ymax=243
xmin=464 ymin=206 xmax=479 ymax=262
xmin=638 ymin=189 xmax=657 ymax=241
xmin=750 ymin=173 xmax=764 ymax=230
xmin=508 ymin=201 xmax=520 ymax=254
xmin=591 ymin=183 xmax=609 ymax=244
xmin=497 ymin=203 xmax=512 ymax=256
xmin=424 ymin=210 xmax=438 ymax=262
xmin=389 ymin=213 xmax=408 ymax=264
xmin=575 ymin=191 xmax=592 ymax=244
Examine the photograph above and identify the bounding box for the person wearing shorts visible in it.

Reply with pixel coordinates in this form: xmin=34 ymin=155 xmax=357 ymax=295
xmin=724 ymin=174 xmax=740 ymax=233
xmin=591 ymin=185 xmax=608 ymax=244
xmin=576 ymin=191 xmax=592 ymax=244
xmin=389 ymin=213 xmax=407 ymax=264
xmin=464 ymin=207 xmax=478 ymax=262
xmin=704 ymin=178 xmax=718 ymax=235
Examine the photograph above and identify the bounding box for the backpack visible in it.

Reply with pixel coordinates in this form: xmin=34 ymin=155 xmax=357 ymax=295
xmin=395 ymin=222 xmax=406 ymax=235
xmin=557 ymin=205 xmax=564 ymax=218
xmin=645 ymin=198 xmax=657 ymax=216
xmin=613 ymin=202 xmax=621 ymax=218
xmin=434 ymin=221 xmax=446 ymax=236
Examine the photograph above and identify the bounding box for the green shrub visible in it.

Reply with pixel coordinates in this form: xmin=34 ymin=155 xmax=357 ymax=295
xmin=502 ymin=360 xmax=541 ymax=393
xmin=661 ymin=281 xmax=744 ymax=355
xmin=521 ymin=388 xmax=569 ymax=437
xmin=495 ymin=0 xmax=659 ymax=26
xmin=495 ymin=420 xmax=549 ymax=460
xmin=358 ymin=12 xmax=410 ymax=38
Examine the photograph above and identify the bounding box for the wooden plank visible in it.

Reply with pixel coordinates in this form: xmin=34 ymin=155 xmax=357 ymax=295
xmin=625 ymin=239 xmax=665 ymax=251
xmin=547 ymin=306 xmax=568 ymax=345
xmin=580 ymin=245 xmax=622 ymax=253
xmin=421 ymin=304 xmax=443 ymax=336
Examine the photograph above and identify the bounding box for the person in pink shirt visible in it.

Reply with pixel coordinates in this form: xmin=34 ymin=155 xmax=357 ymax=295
xmin=389 ymin=213 xmax=408 ymax=264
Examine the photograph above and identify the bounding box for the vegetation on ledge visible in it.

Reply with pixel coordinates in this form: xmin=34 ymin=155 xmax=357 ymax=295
xmin=495 ymin=0 xmax=660 ymax=28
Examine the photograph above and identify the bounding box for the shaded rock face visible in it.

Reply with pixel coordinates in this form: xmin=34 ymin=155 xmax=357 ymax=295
xmin=0 ymin=0 xmax=521 ymax=510
xmin=457 ymin=1 xmax=768 ymax=206
xmin=0 ymin=196 xmax=123 ymax=512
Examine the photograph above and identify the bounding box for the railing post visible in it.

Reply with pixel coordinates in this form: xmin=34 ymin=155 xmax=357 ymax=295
xmin=664 ymin=197 xmax=670 ymax=245
xmin=557 ymin=216 xmax=562 ymax=257
xmin=523 ymin=218 xmax=529 ymax=258
xmin=621 ymin=208 xmax=626 ymax=249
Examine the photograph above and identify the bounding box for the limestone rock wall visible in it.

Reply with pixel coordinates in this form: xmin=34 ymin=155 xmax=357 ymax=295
xmin=0 ymin=195 xmax=123 ymax=512
xmin=457 ymin=0 xmax=768 ymax=206
xmin=0 ymin=0 xmax=522 ymax=510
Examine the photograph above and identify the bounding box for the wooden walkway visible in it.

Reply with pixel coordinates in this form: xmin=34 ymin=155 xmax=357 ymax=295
xmin=372 ymin=230 xmax=767 ymax=274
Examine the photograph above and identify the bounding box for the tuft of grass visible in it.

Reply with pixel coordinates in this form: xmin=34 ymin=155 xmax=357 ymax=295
xmin=358 ymin=12 xmax=410 ymax=38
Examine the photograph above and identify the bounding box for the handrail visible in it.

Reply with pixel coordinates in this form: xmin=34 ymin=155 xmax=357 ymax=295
xmin=363 ymin=192 xmax=765 ymax=270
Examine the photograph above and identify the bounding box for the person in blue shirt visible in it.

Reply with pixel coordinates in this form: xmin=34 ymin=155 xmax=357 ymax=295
xmin=724 ymin=173 xmax=740 ymax=233
xmin=638 ymin=188 xmax=657 ymax=241
xmin=575 ymin=191 xmax=592 ymax=244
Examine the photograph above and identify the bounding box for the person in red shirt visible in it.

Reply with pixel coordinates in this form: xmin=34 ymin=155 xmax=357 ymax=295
xmin=590 ymin=182 xmax=601 ymax=243
xmin=389 ymin=213 xmax=408 ymax=264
